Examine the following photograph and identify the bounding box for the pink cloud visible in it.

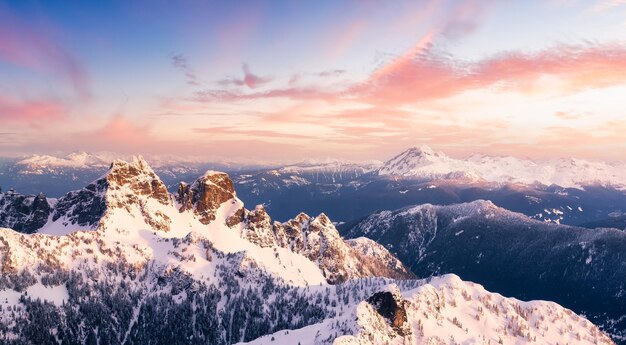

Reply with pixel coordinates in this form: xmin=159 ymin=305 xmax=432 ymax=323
xmin=354 ymin=41 xmax=626 ymax=106
xmin=0 ymin=96 xmax=64 ymax=123
xmin=193 ymin=126 xmax=317 ymax=140
xmin=473 ymin=43 xmax=626 ymax=93
xmin=0 ymin=11 xmax=90 ymax=99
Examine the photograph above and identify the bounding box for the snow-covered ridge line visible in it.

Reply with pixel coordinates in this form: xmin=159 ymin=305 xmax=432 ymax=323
xmin=242 ymin=274 xmax=614 ymax=345
xmin=4 ymin=156 xmax=412 ymax=285
xmin=378 ymin=145 xmax=626 ymax=189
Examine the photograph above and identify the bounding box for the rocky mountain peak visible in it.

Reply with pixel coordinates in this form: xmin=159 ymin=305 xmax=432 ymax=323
xmin=293 ymin=212 xmax=310 ymax=224
xmin=105 ymin=156 xmax=170 ymax=205
xmin=311 ymin=212 xmax=332 ymax=227
xmin=407 ymin=144 xmax=436 ymax=156
xmin=181 ymin=170 xmax=239 ymax=224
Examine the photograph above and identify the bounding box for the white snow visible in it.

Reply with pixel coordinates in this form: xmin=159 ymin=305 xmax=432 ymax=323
xmin=0 ymin=284 xmax=68 ymax=308
xmin=378 ymin=145 xmax=626 ymax=189
xmin=242 ymin=274 xmax=614 ymax=345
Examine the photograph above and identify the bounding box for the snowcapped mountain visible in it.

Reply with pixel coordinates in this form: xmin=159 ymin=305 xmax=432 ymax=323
xmin=4 ymin=156 xmax=412 ymax=283
xmin=4 ymin=149 xmax=626 ymax=227
xmin=340 ymin=200 xmax=626 ymax=341
xmin=0 ymin=157 xmax=613 ymax=344
xmin=378 ymin=145 xmax=626 ymax=189
xmin=245 ymin=275 xmax=613 ymax=345
xmin=16 ymin=152 xmax=111 ymax=174
xmin=228 ymin=146 xmax=626 ymax=226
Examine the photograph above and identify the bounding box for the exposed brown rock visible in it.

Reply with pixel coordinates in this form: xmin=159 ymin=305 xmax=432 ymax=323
xmin=106 ymin=157 xmax=170 ymax=205
xmin=187 ymin=172 xmax=238 ymax=225
xmin=367 ymin=290 xmax=408 ymax=336
xmin=226 ymin=207 xmax=245 ymax=227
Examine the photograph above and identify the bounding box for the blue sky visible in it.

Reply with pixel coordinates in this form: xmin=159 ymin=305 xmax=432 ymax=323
xmin=1 ymin=0 xmax=626 ymax=161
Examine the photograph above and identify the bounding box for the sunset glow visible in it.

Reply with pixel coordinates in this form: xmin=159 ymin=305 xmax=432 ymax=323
xmin=2 ymin=0 xmax=626 ymax=161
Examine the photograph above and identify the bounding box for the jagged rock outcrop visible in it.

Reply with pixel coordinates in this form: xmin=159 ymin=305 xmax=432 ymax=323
xmin=347 ymin=237 xmax=415 ymax=280
xmin=238 ymin=205 xmax=277 ymax=247
xmin=233 ymin=208 xmax=415 ymax=283
xmin=0 ymin=190 xmax=51 ymax=233
xmin=105 ymin=157 xmax=170 ymax=205
xmin=176 ymin=182 xmax=194 ymax=212
xmin=178 ymin=171 xmax=240 ymax=224
xmin=366 ymin=285 xmax=408 ymax=336
xmin=276 ymin=213 xmax=414 ymax=283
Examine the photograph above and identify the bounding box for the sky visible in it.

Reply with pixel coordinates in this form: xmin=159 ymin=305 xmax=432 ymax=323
xmin=2 ymin=0 xmax=626 ymax=162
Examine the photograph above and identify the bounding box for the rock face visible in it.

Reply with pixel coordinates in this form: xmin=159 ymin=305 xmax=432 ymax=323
xmin=239 ymin=205 xmax=276 ymax=247
xmin=52 ymin=179 xmax=108 ymax=227
xmin=347 ymin=237 xmax=415 ymax=280
xmin=366 ymin=286 xmax=408 ymax=336
xmin=178 ymin=171 xmax=239 ymax=224
xmin=105 ymin=157 xmax=170 ymax=205
xmin=0 ymin=190 xmax=51 ymax=233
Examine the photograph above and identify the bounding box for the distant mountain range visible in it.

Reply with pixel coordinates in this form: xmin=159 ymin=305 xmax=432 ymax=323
xmin=1 ymin=157 xmax=612 ymax=344
xmin=3 ymin=148 xmax=626 ymax=229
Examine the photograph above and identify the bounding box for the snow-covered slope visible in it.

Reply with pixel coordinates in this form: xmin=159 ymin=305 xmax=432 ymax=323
xmin=278 ymin=159 xmax=381 ymax=179
xmin=378 ymin=145 xmax=626 ymax=189
xmin=242 ymin=274 xmax=614 ymax=345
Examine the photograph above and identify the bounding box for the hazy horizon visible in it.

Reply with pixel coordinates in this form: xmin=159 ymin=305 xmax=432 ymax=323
xmin=3 ymin=143 xmax=626 ymax=166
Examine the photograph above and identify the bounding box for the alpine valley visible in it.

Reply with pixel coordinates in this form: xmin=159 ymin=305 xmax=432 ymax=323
xmin=0 ymin=155 xmax=618 ymax=344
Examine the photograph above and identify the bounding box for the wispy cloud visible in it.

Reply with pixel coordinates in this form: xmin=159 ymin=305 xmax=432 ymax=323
xmin=201 ymin=41 xmax=626 ymax=105
xmin=170 ymin=53 xmax=202 ymax=86
xmin=193 ymin=126 xmax=317 ymax=140
xmin=0 ymin=96 xmax=64 ymax=123
xmin=218 ymin=63 xmax=273 ymax=89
